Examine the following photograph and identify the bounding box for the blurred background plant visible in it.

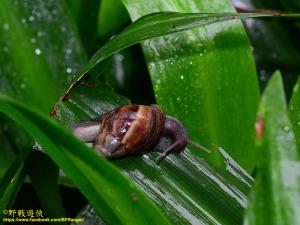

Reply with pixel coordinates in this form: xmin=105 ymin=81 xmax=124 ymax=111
xmin=0 ymin=0 xmax=299 ymax=224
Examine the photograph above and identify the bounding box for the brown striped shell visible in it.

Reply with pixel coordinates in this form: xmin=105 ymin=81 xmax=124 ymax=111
xmin=96 ymin=104 xmax=165 ymax=157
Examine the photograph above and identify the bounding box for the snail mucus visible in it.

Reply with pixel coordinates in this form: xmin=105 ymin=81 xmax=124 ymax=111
xmin=71 ymin=104 xmax=209 ymax=162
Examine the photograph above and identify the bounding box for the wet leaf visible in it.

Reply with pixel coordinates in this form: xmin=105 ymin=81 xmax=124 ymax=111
xmin=288 ymin=75 xmax=300 ymax=155
xmin=55 ymin=82 xmax=253 ymax=225
xmin=26 ymin=151 xmax=65 ymax=219
xmin=0 ymin=95 xmax=171 ymax=225
xmin=244 ymin=72 xmax=300 ymax=225
xmin=120 ymin=0 xmax=260 ymax=172
xmin=62 ymin=11 xmax=279 ymax=100
xmin=0 ymin=158 xmax=26 ymax=221
xmin=0 ymin=0 xmax=86 ymax=113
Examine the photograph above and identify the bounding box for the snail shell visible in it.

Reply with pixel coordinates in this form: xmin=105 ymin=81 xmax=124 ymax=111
xmin=72 ymin=104 xmax=210 ymax=161
xmin=97 ymin=104 xmax=165 ymax=158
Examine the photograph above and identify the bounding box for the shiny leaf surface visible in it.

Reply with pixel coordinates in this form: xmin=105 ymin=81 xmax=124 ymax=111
xmin=121 ymin=0 xmax=260 ymax=172
xmin=62 ymin=12 xmax=277 ymax=101
xmin=0 ymin=95 xmax=171 ymax=225
xmin=0 ymin=0 xmax=86 ymax=113
xmin=244 ymin=72 xmax=300 ymax=225
xmin=289 ymin=75 xmax=300 ymax=155
xmin=55 ymin=83 xmax=253 ymax=225
xmin=98 ymin=0 xmax=130 ymax=41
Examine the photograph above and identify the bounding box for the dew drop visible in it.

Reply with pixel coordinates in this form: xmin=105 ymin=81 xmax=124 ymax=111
xmin=31 ymin=38 xmax=36 ymax=43
xmin=35 ymin=48 xmax=42 ymax=55
xmin=66 ymin=68 xmax=72 ymax=73
xmin=284 ymin=126 xmax=290 ymax=132
xmin=3 ymin=23 xmax=9 ymax=30
xmin=260 ymin=70 xmax=267 ymax=81
xmin=60 ymin=26 xmax=66 ymax=32
xmin=271 ymin=53 xmax=278 ymax=59
xmin=21 ymin=18 xmax=26 ymax=23
xmin=29 ymin=16 xmax=35 ymax=22
xmin=65 ymin=48 xmax=72 ymax=55
xmin=156 ymin=79 xmax=161 ymax=84
xmin=37 ymin=31 xmax=44 ymax=37
xmin=33 ymin=141 xmax=43 ymax=151
xmin=180 ymin=75 xmax=184 ymax=79
xmin=116 ymin=54 xmax=124 ymax=61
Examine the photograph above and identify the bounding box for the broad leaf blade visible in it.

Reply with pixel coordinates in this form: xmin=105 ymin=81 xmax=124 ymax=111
xmin=56 ymin=83 xmax=253 ymax=225
xmin=61 ymin=12 xmax=276 ymax=101
xmin=26 ymin=151 xmax=65 ymax=218
xmin=98 ymin=0 xmax=130 ymax=41
xmin=121 ymin=0 xmax=259 ymax=172
xmin=244 ymin=72 xmax=300 ymax=225
xmin=0 ymin=96 xmax=171 ymax=225
xmin=65 ymin=0 xmax=101 ymax=55
xmin=0 ymin=0 xmax=86 ymax=113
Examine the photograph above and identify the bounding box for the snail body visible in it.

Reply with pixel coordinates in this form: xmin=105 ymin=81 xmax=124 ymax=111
xmin=72 ymin=104 xmax=209 ymax=161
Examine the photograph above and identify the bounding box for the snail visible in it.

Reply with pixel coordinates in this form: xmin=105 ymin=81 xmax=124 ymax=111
xmin=71 ymin=104 xmax=209 ymax=162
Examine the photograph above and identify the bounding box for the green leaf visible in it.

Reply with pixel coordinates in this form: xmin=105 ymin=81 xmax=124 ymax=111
xmin=0 ymin=119 xmax=17 ymax=178
xmin=244 ymin=71 xmax=300 ymax=225
xmin=0 ymin=0 xmax=87 ymax=113
xmin=56 ymin=9 xmax=299 ymax=172
xmin=121 ymin=0 xmax=260 ymax=172
xmin=62 ymin=12 xmax=280 ymax=99
xmin=55 ymin=83 xmax=253 ymax=224
xmin=289 ymin=75 xmax=300 ymax=156
xmin=0 ymin=158 xmax=26 ymax=222
xmin=0 ymin=95 xmax=171 ymax=225
xmin=55 ymin=82 xmax=130 ymax=127
xmin=26 ymin=151 xmax=65 ymax=219
xmin=98 ymin=0 xmax=130 ymax=41
xmin=65 ymin=0 xmax=101 ymax=55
